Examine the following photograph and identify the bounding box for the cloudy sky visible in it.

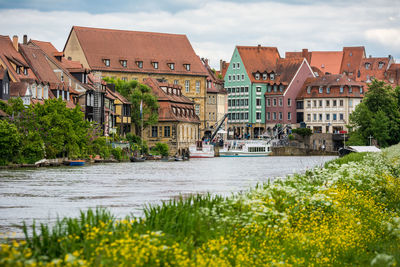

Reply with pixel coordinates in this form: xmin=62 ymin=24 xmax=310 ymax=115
xmin=1 ymin=0 xmax=399 ymax=69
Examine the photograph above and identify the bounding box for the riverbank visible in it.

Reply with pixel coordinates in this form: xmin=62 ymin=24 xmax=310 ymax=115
xmin=0 ymin=147 xmax=399 ymax=266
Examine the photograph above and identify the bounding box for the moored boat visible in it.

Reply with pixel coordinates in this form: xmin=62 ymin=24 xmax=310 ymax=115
xmin=69 ymin=160 xmax=85 ymax=166
xmin=130 ymin=156 xmax=146 ymax=162
xmin=189 ymin=141 xmax=214 ymax=158
xmin=219 ymin=140 xmax=271 ymax=157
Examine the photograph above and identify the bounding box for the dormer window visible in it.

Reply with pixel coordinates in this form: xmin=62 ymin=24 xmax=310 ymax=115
xmin=237 ymin=63 xmax=240 ymax=69
xmin=136 ymin=61 xmax=143 ymax=69
xmin=307 ymin=86 xmax=311 ymax=94
xmin=378 ymin=62 xmax=385 ymax=69
xmin=152 ymin=62 xmax=158 ymax=69
xmin=319 ymin=86 xmax=323 ymax=93
xmin=262 ymin=73 xmax=267 ymax=80
xmin=340 ymin=86 xmax=344 ymax=93
xmin=103 ymin=59 xmax=110 ymax=67
xmin=360 ymin=86 xmax=363 ymax=94
xmin=120 ymin=60 xmax=127 ymax=68
xmin=349 ymin=86 xmax=352 ymax=93
xmin=184 ymin=64 xmax=190 ymax=71
xmin=168 ymin=63 xmax=174 ymax=70
xmin=270 ymin=73 xmax=275 ymax=80
xmin=279 ymin=85 xmax=284 ymax=92
xmin=365 ymin=62 xmax=371 ymax=69
xmin=255 ymin=73 xmax=260 ymax=80
xmin=232 ymin=63 xmax=236 ymax=69
xmin=173 ymin=107 xmax=176 ymax=114
xmin=326 ymin=86 xmax=330 ymax=94
xmin=16 ymin=66 xmax=21 ymax=74
xmin=23 ymin=67 xmax=28 ymax=75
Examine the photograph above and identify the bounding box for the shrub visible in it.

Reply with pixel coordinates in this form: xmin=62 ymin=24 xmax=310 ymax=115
xmin=151 ymin=142 xmax=169 ymax=156
xmin=111 ymin=147 xmax=123 ymax=161
xmin=292 ymin=128 xmax=313 ymax=137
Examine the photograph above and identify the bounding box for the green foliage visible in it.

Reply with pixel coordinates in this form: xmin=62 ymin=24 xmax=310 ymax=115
xmin=0 ymin=120 xmax=21 ymax=165
xmin=349 ymin=80 xmax=400 ymax=147
xmin=89 ymin=136 xmax=111 ymax=159
xmin=103 ymin=77 xmax=159 ymax=137
xmin=151 ymin=142 xmax=169 ymax=156
xmin=292 ymin=127 xmax=313 ymax=137
xmin=288 ymin=134 xmax=294 ymax=140
xmin=111 ymin=147 xmax=123 ymax=161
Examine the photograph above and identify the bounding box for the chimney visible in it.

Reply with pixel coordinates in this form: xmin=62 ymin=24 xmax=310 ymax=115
xmin=12 ymin=35 xmax=18 ymax=52
xmin=257 ymin=44 xmax=261 ymax=52
xmin=23 ymin=34 xmax=28 ymax=45
xmin=302 ymin=48 xmax=308 ymax=58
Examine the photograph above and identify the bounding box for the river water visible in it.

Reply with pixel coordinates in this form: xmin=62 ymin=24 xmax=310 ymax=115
xmin=0 ymin=156 xmax=335 ymax=237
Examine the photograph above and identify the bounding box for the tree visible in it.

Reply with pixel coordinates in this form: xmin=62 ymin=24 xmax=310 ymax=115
xmin=349 ymin=80 xmax=400 ymax=147
xmin=103 ymin=77 xmax=159 ymax=137
xmin=0 ymin=120 xmax=21 ymax=165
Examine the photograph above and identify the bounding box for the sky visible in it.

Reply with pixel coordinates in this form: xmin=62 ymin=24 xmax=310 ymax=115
xmin=0 ymin=0 xmax=399 ymax=69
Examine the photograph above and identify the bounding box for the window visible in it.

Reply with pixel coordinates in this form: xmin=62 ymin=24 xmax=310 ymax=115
xmin=365 ymin=63 xmax=371 ymax=69
xmin=245 ymin=113 xmax=248 ymax=120
xmin=307 ymin=114 xmax=311 ymax=121
xmin=340 ymin=86 xmax=343 ymax=93
xmin=185 ymin=80 xmax=190 ymax=92
xmin=349 ymin=86 xmax=352 ymax=93
xmin=233 ymin=75 xmax=235 ymax=81
xmin=195 ymin=104 xmax=200 ymax=115
xmin=255 ymin=73 xmax=260 ymax=80
xmin=349 ymin=100 xmax=353 ymax=107
xmin=256 ymin=112 xmax=261 ymax=120
xmin=104 ymin=59 xmax=110 ymax=66
xmin=279 ymin=112 xmax=283 ymax=120
xmin=307 ymin=86 xmax=311 ymax=94
xmin=184 ymin=64 xmax=190 ymax=71
xmin=378 ymin=62 xmax=385 ymax=69
xmin=122 ymin=77 xmax=127 ymax=81
xmin=319 ymin=86 xmax=323 ymax=93
xmin=267 ymin=85 xmax=272 ymax=92
xmin=195 ymin=81 xmax=200 ymax=93
xmin=313 ymin=114 xmax=317 ymax=121
xmin=313 ymin=100 xmax=317 ymax=107
xmin=174 ymin=80 xmax=178 ymax=85
xmin=319 ymin=100 xmax=323 ymax=107
xmin=228 ymin=75 xmax=231 ymax=81
xmin=236 ymin=99 xmax=240 ymax=106
xmin=360 ymin=86 xmax=363 ymax=94
xmin=245 ymin=99 xmax=248 ymax=106
xmin=241 ymin=87 xmax=244 ymax=92
xmin=245 ymin=86 xmax=248 ymax=92
xmin=273 ymin=85 xmax=278 ymax=92
xmin=307 ymin=100 xmax=311 ymax=108
xmin=270 ymin=73 xmax=275 ymax=80
xmin=267 ymin=112 xmax=270 ymax=120
xmin=241 ymin=74 xmax=245 ymax=80
xmin=273 ymin=98 xmax=277 ymax=106
xmin=241 ymin=99 xmax=244 ymax=106
xmin=340 ymin=113 xmax=344 ymax=120
xmin=228 ymin=100 xmax=231 ymax=107
xmin=267 ymin=98 xmax=271 ymax=107
xmin=273 ymin=112 xmax=277 ymax=120
xmin=237 ymin=63 xmax=240 ymax=69
xmin=164 ymin=126 xmax=171 ymax=137
xmin=256 ymin=98 xmax=261 ymax=106
xmin=232 ymin=63 xmax=236 ymax=69
xmin=168 ymin=63 xmax=174 ymax=70
xmin=326 ymin=87 xmax=330 ymax=94
xmin=263 ymin=73 xmax=267 ymax=80
xmin=326 ymin=100 xmax=330 ymax=107
xmin=237 ymin=74 xmax=240 ymax=80
xmin=279 ymin=85 xmax=284 ymax=92
xmin=153 ymin=62 xmax=158 ymax=69
xmin=151 ymin=126 xmax=158 ymax=137
xmin=121 ymin=60 xmax=127 ymax=68
xmin=279 ymin=98 xmax=283 ymax=106
xmin=333 ymin=100 xmax=337 ymax=106
xmin=319 ymin=114 xmax=322 ymax=121
xmin=288 ymin=112 xmax=291 ymax=120
xmin=326 ymin=114 xmax=330 ymax=120
xmin=256 ymin=86 xmax=261 ymax=92
xmin=136 ymin=61 xmax=143 ymax=68
xmin=333 ymin=114 xmax=337 ymax=121
xmin=340 ymin=100 xmax=344 ymax=106
xmin=23 ymin=68 xmax=28 ymax=75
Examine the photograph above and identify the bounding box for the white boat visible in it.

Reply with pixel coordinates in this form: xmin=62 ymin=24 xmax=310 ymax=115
xmin=219 ymin=140 xmax=271 ymax=157
xmin=189 ymin=141 xmax=215 ymax=158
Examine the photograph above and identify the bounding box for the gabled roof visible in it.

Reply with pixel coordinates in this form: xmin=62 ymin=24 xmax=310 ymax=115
xmin=107 ymin=88 xmax=130 ymax=104
xmin=144 ymin=77 xmax=200 ymax=123
xmin=0 ymin=35 xmax=37 ymax=82
xmin=66 ymin=26 xmax=207 ymax=76
xmin=297 ymin=74 xmax=366 ymax=99
xmin=357 ymin=57 xmax=390 ymax=82
xmin=339 ymin=46 xmax=366 ymax=78
xmin=275 ymin=58 xmax=304 ymax=85
xmin=237 ymin=46 xmax=280 ymax=83
xmin=10 ymin=82 xmax=30 ymax=97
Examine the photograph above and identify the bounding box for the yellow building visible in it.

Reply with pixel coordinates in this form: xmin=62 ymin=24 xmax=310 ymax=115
xmin=143 ymin=78 xmax=200 ymax=156
xmin=63 ymin=26 xmax=208 ymax=136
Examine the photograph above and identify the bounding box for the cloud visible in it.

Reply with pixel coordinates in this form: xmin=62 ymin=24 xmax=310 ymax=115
xmin=0 ymin=1 xmax=399 ymax=69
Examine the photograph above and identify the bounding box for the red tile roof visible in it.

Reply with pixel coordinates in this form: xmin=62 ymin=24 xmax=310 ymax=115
xmin=339 ymin=46 xmax=366 ymax=79
xmin=297 ymin=74 xmax=366 ymax=99
xmin=144 ymin=78 xmax=200 ymax=123
xmin=107 ymin=87 xmax=130 ymax=104
xmin=10 ymin=82 xmax=29 ymax=97
xmin=386 ymin=63 xmax=400 ymax=85
xmin=237 ymin=46 xmax=280 ymax=83
xmin=0 ymin=35 xmax=37 ymax=82
xmin=357 ymin=57 xmax=390 ymax=82
xmin=66 ymin=26 xmax=207 ymax=77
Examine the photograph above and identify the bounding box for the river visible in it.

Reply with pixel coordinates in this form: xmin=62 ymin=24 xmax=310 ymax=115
xmin=0 ymin=156 xmax=335 ymax=237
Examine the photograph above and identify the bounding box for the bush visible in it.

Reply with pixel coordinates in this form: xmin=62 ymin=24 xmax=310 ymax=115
xmin=151 ymin=142 xmax=169 ymax=156
xmin=292 ymin=128 xmax=313 ymax=137
xmin=0 ymin=120 xmax=21 ymax=165
xmin=111 ymin=147 xmax=123 ymax=161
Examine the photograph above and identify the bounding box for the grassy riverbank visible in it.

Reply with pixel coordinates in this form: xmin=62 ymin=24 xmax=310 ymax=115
xmin=1 ymin=146 xmax=400 ymax=266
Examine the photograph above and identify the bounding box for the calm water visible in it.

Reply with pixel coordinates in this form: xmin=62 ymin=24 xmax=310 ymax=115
xmin=0 ymin=156 xmax=335 ymax=237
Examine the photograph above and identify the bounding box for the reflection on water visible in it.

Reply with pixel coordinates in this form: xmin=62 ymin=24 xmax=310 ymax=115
xmin=0 ymin=156 xmax=335 ymax=236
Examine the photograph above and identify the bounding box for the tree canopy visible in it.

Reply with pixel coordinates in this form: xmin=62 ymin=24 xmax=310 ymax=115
xmin=103 ymin=77 xmax=159 ymax=137
xmin=348 ymin=80 xmax=400 ymax=147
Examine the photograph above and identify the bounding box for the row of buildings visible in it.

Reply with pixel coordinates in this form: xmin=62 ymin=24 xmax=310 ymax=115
xmin=1 ymin=26 xmax=399 ymax=153
xmin=221 ymin=46 xmax=400 ymax=139
xmin=0 ymin=26 xmax=227 ymax=155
